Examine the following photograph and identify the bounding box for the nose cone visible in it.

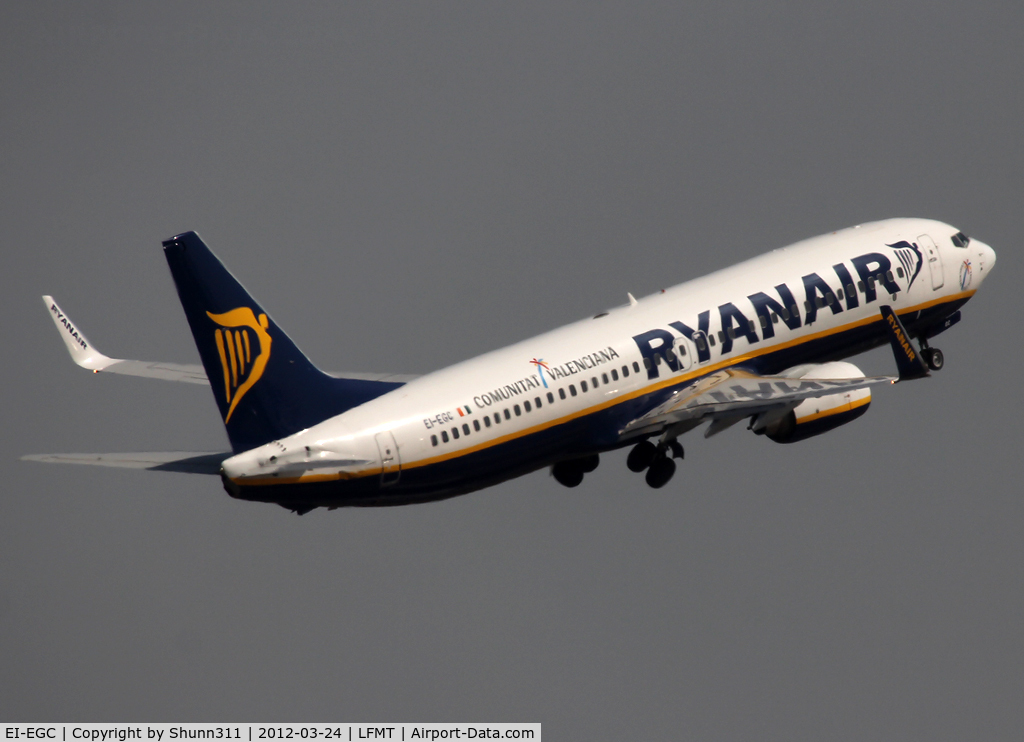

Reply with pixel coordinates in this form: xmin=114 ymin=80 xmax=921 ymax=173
xmin=974 ymin=239 xmax=996 ymax=282
xmin=981 ymin=241 xmax=996 ymax=273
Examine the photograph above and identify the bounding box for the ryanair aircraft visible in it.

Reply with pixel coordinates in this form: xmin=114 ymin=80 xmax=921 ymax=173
xmin=27 ymin=218 xmax=995 ymax=514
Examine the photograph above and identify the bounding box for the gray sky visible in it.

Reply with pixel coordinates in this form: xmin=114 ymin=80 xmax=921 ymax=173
xmin=2 ymin=2 xmax=1021 ymax=737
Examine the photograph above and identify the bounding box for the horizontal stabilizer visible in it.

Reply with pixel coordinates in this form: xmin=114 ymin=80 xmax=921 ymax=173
xmin=21 ymin=451 xmax=230 ymax=475
xmin=327 ymin=371 xmax=420 ymax=383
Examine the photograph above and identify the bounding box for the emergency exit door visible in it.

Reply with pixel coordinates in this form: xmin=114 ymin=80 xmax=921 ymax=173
xmin=374 ymin=430 xmax=401 ymax=487
xmin=918 ymin=234 xmax=945 ymax=290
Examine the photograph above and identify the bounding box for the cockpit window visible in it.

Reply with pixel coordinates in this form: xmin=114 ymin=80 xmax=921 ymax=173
xmin=951 ymin=231 xmax=971 ymax=248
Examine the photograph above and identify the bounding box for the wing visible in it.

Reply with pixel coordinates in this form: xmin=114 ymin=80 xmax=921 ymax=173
xmin=44 ymin=295 xmax=209 ymax=383
xmin=21 ymin=451 xmax=231 ymax=474
xmin=42 ymin=296 xmax=418 ymax=385
xmin=621 ymin=367 xmax=895 ymax=439
xmin=621 ymin=305 xmax=933 ymax=440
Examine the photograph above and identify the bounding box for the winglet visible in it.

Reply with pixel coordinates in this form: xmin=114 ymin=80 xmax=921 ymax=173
xmin=42 ymin=296 xmax=121 ymax=372
xmin=880 ymin=305 xmax=929 ymax=381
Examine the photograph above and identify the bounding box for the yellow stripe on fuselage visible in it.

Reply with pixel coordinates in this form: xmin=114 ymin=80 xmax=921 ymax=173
xmin=231 ymin=291 xmax=972 ymax=487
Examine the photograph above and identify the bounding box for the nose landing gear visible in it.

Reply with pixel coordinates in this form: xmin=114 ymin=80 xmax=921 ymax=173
xmin=627 ymin=438 xmax=683 ymax=488
xmin=921 ymin=346 xmax=944 ymax=371
xmin=918 ymin=335 xmax=944 ymax=372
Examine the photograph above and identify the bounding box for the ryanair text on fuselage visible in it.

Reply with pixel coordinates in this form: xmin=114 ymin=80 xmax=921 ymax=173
xmin=631 ymin=248 xmax=908 ymax=379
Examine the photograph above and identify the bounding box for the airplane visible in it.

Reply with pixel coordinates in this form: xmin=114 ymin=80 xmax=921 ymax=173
xmin=24 ymin=218 xmax=996 ymax=514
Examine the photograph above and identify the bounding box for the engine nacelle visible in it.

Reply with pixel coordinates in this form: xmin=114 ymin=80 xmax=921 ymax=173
xmin=762 ymin=361 xmax=872 ymax=443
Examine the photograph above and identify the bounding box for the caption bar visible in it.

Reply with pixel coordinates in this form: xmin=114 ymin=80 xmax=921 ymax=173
xmin=3 ymin=727 xmax=539 ymax=742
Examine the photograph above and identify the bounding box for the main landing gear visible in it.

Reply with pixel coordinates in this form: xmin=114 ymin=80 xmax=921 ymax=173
xmin=626 ymin=439 xmax=684 ymax=489
xmin=552 ymin=454 xmax=600 ymax=488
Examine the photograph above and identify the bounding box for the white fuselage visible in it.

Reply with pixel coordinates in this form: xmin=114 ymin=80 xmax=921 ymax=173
xmin=222 ymin=218 xmax=995 ymax=505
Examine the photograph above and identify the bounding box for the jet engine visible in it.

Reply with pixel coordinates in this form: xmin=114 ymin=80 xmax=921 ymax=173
xmin=759 ymin=361 xmax=872 ymax=443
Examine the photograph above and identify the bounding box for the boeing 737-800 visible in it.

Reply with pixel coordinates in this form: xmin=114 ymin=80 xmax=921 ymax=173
xmin=25 ymin=218 xmax=995 ymax=514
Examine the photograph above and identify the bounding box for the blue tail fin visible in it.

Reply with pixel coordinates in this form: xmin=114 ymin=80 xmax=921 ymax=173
xmin=163 ymin=231 xmax=402 ymax=452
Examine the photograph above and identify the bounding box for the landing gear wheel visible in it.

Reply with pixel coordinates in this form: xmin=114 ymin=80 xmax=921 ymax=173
xmin=579 ymin=454 xmax=600 ymax=473
xmin=924 ymin=347 xmax=944 ymax=371
xmin=552 ymin=461 xmax=584 ymax=488
xmin=627 ymin=441 xmax=658 ymax=472
xmin=668 ymin=440 xmax=685 ymax=460
xmin=645 ymin=456 xmax=676 ymax=489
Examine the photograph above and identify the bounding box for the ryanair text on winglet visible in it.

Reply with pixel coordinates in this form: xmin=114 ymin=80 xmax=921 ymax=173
xmin=50 ymin=303 xmax=87 ymax=350
xmin=886 ymin=311 xmax=917 ymax=362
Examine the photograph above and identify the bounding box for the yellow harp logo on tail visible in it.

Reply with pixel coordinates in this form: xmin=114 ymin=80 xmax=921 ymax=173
xmin=207 ymin=308 xmax=272 ymax=422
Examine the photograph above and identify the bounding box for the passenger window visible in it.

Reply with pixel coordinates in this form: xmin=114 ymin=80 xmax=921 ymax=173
xmin=611 ymin=369 xmax=619 ymax=381
xmin=857 ymin=280 xmax=865 ymax=292
xmin=664 ymin=348 xmax=675 ymax=364
xmin=431 ymin=434 xmax=438 ymax=447
xmin=452 ymin=428 xmax=460 ymax=440
xmin=514 ymin=404 xmax=521 ymax=416
xmin=780 ymin=307 xmax=790 ymax=320
xmin=441 ymin=430 xmax=449 ymax=443
xmin=524 ymin=400 xmax=531 ymax=412
xmin=547 ymin=392 xmax=555 ymax=404
xmin=826 ymin=293 xmax=835 ymax=306
xmin=695 ymin=336 xmax=706 ymax=351
xmin=815 ymin=296 xmax=825 ymax=308
xmin=846 ymin=284 xmax=854 ymax=296
xmin=837 ymin=288 xmax=844 ymax=301
xmin=790 ymin=305 xmax=799 ymax=317
xmin=592 ymin=377 xmax=599 ymax=388
xmin=632 ymin=361 xmax=640 ymax=373
xmin=535 ymin=396 xmax=542 ymax=408
xmin=886 ymin=270 xmax=895 ymax=282
xmin=748 ymin=320 xmax=756 ymax=333
xmin=643 ymin=357 xmax=652 ymax=370
xmin=473 ymin=419 xmax=480 ymax=432
xmin=581 ymin=380 xmax=588 ymax=392
xmin=504 ymin=409 xmax=511 ymax=420
xmin=804 ymin=300 xmax=812 ymax=312
xmin=709 ymin=334 xmax=716 ymax=346
xmin=463 ymin=423 xmax=470 ymax=435
xmin=569 ymin=384 xmax=577 ymax=397
xmin=622 ymin=365 xmax=629 ymax=377
xmin=727 ymin=327 xmax=736 ymax=339
xmin=760 ymin=315 xmax=768 ymax=329
xmin=493 ymin=412 xmax=501 ymax=424
xmin=559 ymin=388 xmax=566 ymax=400
xmin=717 ymin=331 xmax=726 ymax=343
xmin=484 ymin=416 xmax=492 ymax=428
